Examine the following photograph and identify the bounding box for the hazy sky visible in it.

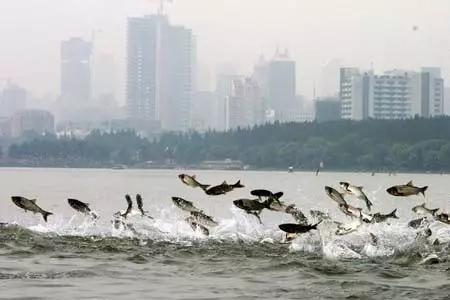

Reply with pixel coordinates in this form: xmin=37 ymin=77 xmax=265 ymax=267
xmin=1 ymin=0 xmax=450 ymax=103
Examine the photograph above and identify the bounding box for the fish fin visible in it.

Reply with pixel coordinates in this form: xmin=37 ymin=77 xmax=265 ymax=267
xmin=222 ymin=181 xmax=227 ymax=185
xmin=192 ymin=175 xmax=196 ymax=178
xmin=30 ymin=199 xmax=37 ymax=203
xmin=420 ymin=186 xmax=428 ymax=196
xmin=406 ymin=180 xmax=414 ymax=186
xmin=358 ymin=186 xmax=364 ymax=190
xmin=42 ymin=211 xmax=53 ymax=222
xmin=389 ymin=209 xmax=399 ymax=219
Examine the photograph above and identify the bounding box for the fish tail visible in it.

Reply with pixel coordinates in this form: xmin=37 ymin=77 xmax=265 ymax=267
xmin=420 ymin=186 xmax=428 ymax=196
xmin=234 ymin=180 xmax=244 ymax=188
xmin=389 ymin=209 xmax=399 ymax=219
xmin=42 ymin=211 xmax=53 ymax=222
xmin=312 ymin=220 xmax=323 ymax=229
xmin=199 ymin=184 xmax=210 ymax=191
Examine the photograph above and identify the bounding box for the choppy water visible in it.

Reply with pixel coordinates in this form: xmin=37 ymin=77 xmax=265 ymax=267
xmin=1 ymin=168 xmax=450 ymax=299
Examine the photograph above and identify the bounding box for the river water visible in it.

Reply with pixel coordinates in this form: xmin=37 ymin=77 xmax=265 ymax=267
xmin=0 ymin=168 xmax=449 ymax=299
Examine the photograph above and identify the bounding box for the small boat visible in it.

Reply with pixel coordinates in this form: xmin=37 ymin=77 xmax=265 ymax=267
xmin=288 ymin=166 xmax=294 ymax=173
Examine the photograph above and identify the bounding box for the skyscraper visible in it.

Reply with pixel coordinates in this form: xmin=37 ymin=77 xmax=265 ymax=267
xmin=127 ymin=15 xmax=195 ymax=132
xmin=267 ymin=50 xmax=297 ymax=122
xmin=225 ymin=78 xmax=264 ymax=130
xmin=0 ymin=83 xmax=27 ymax=117
xmin=60 ymin=37 xmax=92 ymax=106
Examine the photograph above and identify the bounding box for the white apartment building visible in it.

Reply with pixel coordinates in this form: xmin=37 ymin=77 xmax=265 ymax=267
xmin=340 ymin=67 xmax=444 ymax=120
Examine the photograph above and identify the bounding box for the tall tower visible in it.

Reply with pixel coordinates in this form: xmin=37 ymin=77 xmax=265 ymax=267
xmin=126 ymin=14 xmax=194 ymax=131
xmin=60 ymin=37 xmax=92 ymax=106
xmin=267 ymin=49 xmax=297 ymax=122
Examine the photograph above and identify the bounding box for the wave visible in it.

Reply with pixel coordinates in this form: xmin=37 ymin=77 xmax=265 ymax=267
xmin=1 ymin=208 xmax=450 ymax=264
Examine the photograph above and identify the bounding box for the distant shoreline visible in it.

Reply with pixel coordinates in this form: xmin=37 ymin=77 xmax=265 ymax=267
xmin=0 ymin=163 xmax=448 ymax=175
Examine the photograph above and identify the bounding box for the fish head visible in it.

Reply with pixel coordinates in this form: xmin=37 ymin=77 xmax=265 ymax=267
xmin=233 ymin=199 xmax=245 ymax=209
xmin=171 ymin=197 xmax=181 ymax=205
xmin=11 ymin=196 xmax=24 ymax=206
xmin=339 ymin=182 xmax=350 ymax=190
xmin=67 ymin=198 xmax=80 ymax=208
xmin=324 ymin=186 xmax=334 ymax=196
xmin=386 ymin=187 xmax=399 ymax=196
xmin=178 ymin=174 xmax=185 ymax=180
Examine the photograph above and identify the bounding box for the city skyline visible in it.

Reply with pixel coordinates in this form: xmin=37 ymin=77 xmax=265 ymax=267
xmin=1 ymin=0 xmax=450 ymax=103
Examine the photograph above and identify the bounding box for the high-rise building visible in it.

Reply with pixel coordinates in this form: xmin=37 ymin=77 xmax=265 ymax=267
xmin=419 ymin=67 xmax=444 ymax=118
xmin=340 ymin=68 xmax=445 ymax=120
xmin=215 ymin=74 xmax=240 ymax=131
xmin=320 ymin=58 xmax=343 ymax=97
xmin=127 ymin=15 xmax=195 ymax=132
xmin=314 ymin=97 xmax=341 ymax=122
xmin=61 ymin=37 xmax=92 ymax=106
xmin=267 ymin=50 xmax=297 ymax=122
xmin=225 ymin=78 xmax=265 ymax=130
xmin=0 ymin=83 xmax=27 ymax=117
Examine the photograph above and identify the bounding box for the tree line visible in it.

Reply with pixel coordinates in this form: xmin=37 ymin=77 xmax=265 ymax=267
xmin=6 ymin=116 xmax=450 ymax=171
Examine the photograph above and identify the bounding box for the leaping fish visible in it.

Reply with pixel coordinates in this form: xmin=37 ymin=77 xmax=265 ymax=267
xmin=278 ymin=221 xmax=322 ymax=234
xmin=205 ymin=180 xmax=245 ymax=196
xmin=324 ymin=186 xmax=347 ymax=206
xmin=136 ymin=194 xmax=153 ymax=219
xmin=68 ymin=198 xmax=98 ymax=219
xmin=339 ymin=182 xmax=373 ymax=211
xmin=114 ymin=194 xmax=132 ymax=219
xmin=386 ymin=181 xmax=428 ymax=197
xmin=185 ymin=216 xmax=210 ymax=236
xmin=171 ymin=197 xmax=201 ymax=213
xmin=178 ymin=174 xmax=210 ymax=190
xmin=233 ymin=198 xmax=271 ymax=224
xmin=412 ymin=203 xmax=439 ymax=216
xmin=11 ymin=196 xmax=53 ymax=222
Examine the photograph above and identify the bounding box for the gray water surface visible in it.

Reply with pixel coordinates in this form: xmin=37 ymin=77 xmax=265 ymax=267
xmin=0 ymin=168 xmax=449 ymax=300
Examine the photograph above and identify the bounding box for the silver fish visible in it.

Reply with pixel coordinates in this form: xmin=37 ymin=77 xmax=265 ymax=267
xmin=171 ymin=197 xmax=201 ymax=213
xmin=68 ymin=198 xmax=98 ymax=219
xmin=412 ymin=203 xmax=439 ymax=216
xmin=339 ymin=182 xmax=373 ymax=211
xmin=190 ymin=211 xmax=218 ymax=227
xmin=178 ymin=174 xmax=210 ymax=190
xmin=11 ymin=196 xmax=53 ymax=222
